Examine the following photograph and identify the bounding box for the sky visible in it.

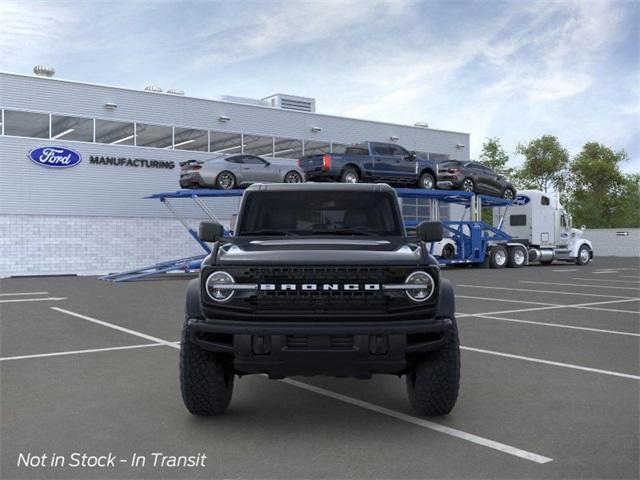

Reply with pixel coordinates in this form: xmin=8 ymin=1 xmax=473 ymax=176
xmin=1 ymin=0 xmax=638 ymax=172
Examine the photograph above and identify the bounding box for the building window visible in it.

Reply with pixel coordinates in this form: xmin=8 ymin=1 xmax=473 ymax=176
xmin=210 ymin=131 xmax=243 ymax=154
xmin=243 ymin=134 xmax=274 ymax=157
xmin=51 ymin=114 xmax=93 ymax=142
xmin=273 ymin=137 xmax=303 ymax=159
xmin=173 ymin=127 xmax=208 ymax=151
xmin=95 ymin=119 xmax=135 ymax=145
xmin=3 ymin=110 xmax=49 ymax=138
xmin=303 ymin=140 xmax=331 ymax=156
xmin=135 ymin=123 xmax=173 ymax=148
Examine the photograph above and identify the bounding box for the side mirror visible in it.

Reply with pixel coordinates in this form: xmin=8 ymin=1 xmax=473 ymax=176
xmin=416 ymin=221 xmax=443 ymax=242
xmin=581 ymin=224 xmax=586 ymax=231
xmin=199 ymin=221 xmax=225 ymax=242
xmin=407 ymin=151 xmax=417 ymax=161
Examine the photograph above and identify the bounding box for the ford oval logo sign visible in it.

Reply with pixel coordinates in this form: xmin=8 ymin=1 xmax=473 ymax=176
xmin=513 ymin=195 xmax=530 ymax=206
xmin=28 ymin=146 xmax=82 ymax=168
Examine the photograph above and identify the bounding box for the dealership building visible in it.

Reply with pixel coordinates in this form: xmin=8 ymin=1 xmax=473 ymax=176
xmin=0 ymin=69 xmax=470 ymax=277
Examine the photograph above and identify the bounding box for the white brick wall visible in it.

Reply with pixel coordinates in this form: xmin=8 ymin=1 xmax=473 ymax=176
xmin=584 ymin=228 xmax=640 ymax=257
xmin=0 ymin=214 xmax=218 ymax=277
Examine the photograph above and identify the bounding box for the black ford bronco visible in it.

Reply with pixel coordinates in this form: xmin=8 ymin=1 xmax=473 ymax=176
xmin=180 ymin=183 xmax=460 ymax=416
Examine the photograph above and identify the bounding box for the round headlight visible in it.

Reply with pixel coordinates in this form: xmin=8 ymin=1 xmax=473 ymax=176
xmin=205 ymin=271 xmax=235 ymax=303
xmin=405 ymin=271 xmax=435 ymax=302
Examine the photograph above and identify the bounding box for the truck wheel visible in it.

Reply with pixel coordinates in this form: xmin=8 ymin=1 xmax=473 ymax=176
xmin=216 ymin=171 xmax=236 ymax=189
xmin=576 ymin=245 xmax=591 ymax=265
xmin=180 ymin=319 xmax=234 ymax=416
xmin=419 ymin=172 xmax=435 ymax=190
xmin=507 ymin=246 xmax=526 ymax=268
xmin=503 ymin=188 xmax=516 ymax=201
xmin=340 ymin=168 xmax=359 ymax=183
xmin=490 ymin=245 xmax=508 ymax=269
xmin=461 ymin=178 xmax=475 ymax=192
xmin=284 ymin=170 xmax=303 ymax=183
xmin=441 ymin=243 xmax=455 ymax=259
xmin=407 ymin=320 xmax=460 ymax=416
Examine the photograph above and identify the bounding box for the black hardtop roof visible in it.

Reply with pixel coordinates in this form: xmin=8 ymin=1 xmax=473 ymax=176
xmin=244 ymin=183 xmax=396 ymax=193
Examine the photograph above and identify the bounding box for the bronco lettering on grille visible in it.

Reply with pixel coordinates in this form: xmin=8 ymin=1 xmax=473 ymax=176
xmin=259 ymin=284 xmax=381 ymax=291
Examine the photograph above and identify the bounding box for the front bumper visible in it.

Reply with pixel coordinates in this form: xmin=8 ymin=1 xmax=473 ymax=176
xmin=186 ymin=317 xmax=453 ymax=378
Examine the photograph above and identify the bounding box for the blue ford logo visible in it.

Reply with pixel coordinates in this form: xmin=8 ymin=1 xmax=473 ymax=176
xmin=28 ymin=146 xmax=82 ymax=168
xmin=513 ymin=195 xmax=530 ymax=206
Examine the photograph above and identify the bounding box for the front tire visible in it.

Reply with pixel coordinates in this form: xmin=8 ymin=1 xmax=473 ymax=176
xmin=503 ymin=188 xmax=516 ymax=201
xmin=407 ymin=320 xmax=460 ymax=416
xmin=576 ymin=245 xmax=591 ymax=265
xmin=461 ymin=178 xmax=475 ymax=192
xmin=180 ymin=320 xmax=234 ymax=416
xmin=419 ymin=172 xmax=435 ymax=190
xmin=284 ymin=170 xmax=303 ymax=183
xmin=216 ymin=171 xmax=236 ymax=189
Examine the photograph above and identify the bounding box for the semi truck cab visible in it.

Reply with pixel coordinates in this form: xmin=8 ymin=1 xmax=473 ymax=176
xmin=494 ymin=190 xmax=593 ymax=265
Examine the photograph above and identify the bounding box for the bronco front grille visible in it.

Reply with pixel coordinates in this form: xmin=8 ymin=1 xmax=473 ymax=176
xmin=222 ymin=265 xmax=428 ymax=314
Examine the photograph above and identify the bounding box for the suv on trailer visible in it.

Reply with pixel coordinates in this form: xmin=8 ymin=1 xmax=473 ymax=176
xmin=180 ymin=183 xmax=460 ymax=416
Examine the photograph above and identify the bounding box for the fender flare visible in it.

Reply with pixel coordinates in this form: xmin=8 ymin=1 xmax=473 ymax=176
xmin=570 ymin=239 xmax=593 ymax=258
xmin=436 ymin=278 xmax=455 ymax=320
xmin=185 ymin=278 xmax=204 ymax=319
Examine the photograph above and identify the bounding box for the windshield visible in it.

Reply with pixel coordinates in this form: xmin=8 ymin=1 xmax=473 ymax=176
xmin=237 ymin=191 xmax=404 ymax=236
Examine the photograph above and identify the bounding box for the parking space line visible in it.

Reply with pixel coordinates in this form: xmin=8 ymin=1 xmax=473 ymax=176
xmin=51 ymin=307 xmax=179 ymax=348
xmin=459 ymin=298 xmax=640 ymax=317
xmin=457 ymin=284 xmax=637 ymax=299
xmin=0 ymin=291 xmax=49 ymax=296
xmin=461 ymin=347 xmax=640 ymax=380
xmin=520 ymin=281 xmax=640 ymax=291
xmin=0 ymin=297 xmax=67 ymax=304
xmin=280 ymin=378 xmax=553 ymax=464
xmin=457 ymin=295 xmax=559 ymax=307
xmin=572 ymin=278 xmax=640 ymax=284
xmin=621 ymin=275 xmax=640 ymax=279
xmin=575 ymin=305 xmax=640 ymax=315
xmin=552 ymin=269 xmax=579 ymax=272
xmin=461 ymin=315 xmax=640 ymax=337
xmin=0 ymin=343 xmax=168 ymax=362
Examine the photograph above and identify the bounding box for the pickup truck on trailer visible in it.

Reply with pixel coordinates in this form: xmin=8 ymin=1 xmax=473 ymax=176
xmin=181 ymin=183 xmax=460 ymax=416
xmin=298 ymin=141 xmax=441 ymax=189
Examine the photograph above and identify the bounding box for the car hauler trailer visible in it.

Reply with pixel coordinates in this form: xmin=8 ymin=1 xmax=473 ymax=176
xmin=101 ymin=186 xmax=593 ymax=282
xmin=492 ymin=190 xmax=593 ymax=265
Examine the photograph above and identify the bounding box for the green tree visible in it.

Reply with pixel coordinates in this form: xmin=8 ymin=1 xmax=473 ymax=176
xmin=515 ymin=135 xmax=569 ymax=193
xmin=479 ymin=137 xmax=513 ymax=176
xmin=565 ymin=142 xmax=638 ymax=228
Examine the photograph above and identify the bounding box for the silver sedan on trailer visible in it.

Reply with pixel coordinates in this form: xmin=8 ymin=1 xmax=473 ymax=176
xmin=179 ymin=154 xmax=305 ymax=189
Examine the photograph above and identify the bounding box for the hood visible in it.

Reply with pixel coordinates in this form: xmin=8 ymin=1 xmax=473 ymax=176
xmin=214 ymin=237 xmax=424 ymax=266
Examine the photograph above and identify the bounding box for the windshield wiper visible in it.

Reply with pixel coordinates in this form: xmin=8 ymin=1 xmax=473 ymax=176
xmin=240 ymin=229 xmax=299 ymax=236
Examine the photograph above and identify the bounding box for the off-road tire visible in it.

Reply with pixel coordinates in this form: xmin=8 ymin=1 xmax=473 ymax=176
xmin=419 ymin=172 xmax=436 ymax=190
xmin=180 ymin=320 xmax=234 ymax=416
xmin=407 ymin=321 xmax=460 ymax=416
xmin=490 ymin=245 xmax=508 ymax=269
xmin=340 ymin=168 xmax=359 ymax=183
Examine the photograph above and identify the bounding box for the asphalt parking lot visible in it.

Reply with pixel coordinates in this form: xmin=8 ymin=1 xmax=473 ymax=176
xmin=1 ymin=257 xmax=638 ymax=479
